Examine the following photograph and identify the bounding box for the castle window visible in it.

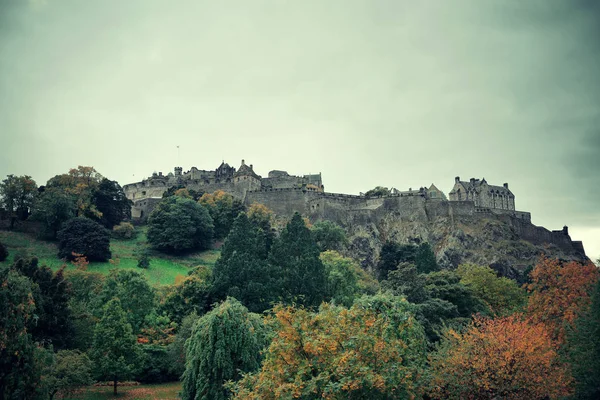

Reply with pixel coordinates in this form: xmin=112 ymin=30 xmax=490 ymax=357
xmin=430 ymin=191 xmax=436 ymax=198
xmin=142 ymin=191 xmax=146 ymax=196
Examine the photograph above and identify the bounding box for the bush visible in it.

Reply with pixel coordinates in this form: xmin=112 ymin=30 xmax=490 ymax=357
xmin=137 ymin=252 xmax=150 ymax=269
xmin=112 ymin=222 xmax=135 ymax=239
xmin=147 ymin=196 xmax=214 ymax=253
xmin=0 ymin=241 xmax=8 ymax=262
xmin=57 ymin=217 xmax=111 ymax=261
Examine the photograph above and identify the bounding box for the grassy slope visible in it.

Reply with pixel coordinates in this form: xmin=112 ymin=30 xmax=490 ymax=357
xmin=0 ymin=227 xmax=220 ymax=286
xmin=65 ymin=382 xmax=182 ymax=399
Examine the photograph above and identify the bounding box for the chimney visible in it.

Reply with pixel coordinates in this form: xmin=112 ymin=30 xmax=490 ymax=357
xmin=241 ymin=159 xmax=245 ymax=166
xmin=455 ymin=176 xmax=460 ymax=183
xmin=250 ymin=164 xmax=253 ymax=170
xmin=470 ymin=178 xmax=475 ymax=183
xmin=503 ymin=183 xmax=508 ymax=189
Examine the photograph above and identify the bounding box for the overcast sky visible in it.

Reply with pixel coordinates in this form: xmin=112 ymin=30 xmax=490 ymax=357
xmin=1 ymin=0 xmax=599 ymax=261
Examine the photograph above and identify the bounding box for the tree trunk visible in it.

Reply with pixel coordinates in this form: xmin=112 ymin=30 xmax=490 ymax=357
xmin=114 ymin=376 xmax=118 ymax=396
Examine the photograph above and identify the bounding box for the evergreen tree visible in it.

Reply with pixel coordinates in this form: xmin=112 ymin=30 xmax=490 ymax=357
xmin=90 ymin=298 xmax=142 ymax=396
xmin=414 ymin=242 xmax=439 ymax=274
xmin=182 ymin=298 xmax=265 ymax=400
xmin=93 ymin=178 xmax=132 ymax=229
xmin=212 ymin=213 xmax=276 ymax=313
xmin=57 ymin=217 xmax=111 ymax=261
xmin=269 ymin=213 xmax=327 ymax=308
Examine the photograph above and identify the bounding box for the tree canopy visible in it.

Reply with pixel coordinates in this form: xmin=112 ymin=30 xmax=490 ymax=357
xmin=57 ymin=217 xmax=112 ymax=261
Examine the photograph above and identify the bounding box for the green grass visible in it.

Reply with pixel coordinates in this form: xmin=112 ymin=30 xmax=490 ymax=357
xmin=0 ymin=227 xmax=220 ymax=286
xmin=64 ymin=382 xmax=181 ymax=399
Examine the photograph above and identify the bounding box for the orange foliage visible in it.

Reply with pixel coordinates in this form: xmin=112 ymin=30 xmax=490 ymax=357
xmin=71 ymin=252 xmax=89 ymax=271
xmin=526 ymin=256 xmax=599 ymax=343
xmin=427 ymin=314 xmax=572 ymax=400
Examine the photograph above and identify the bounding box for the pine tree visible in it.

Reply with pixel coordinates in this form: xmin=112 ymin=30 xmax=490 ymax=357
xmin=182 ymin=298 xmax=265 ymax=400
xmin=90 ymin=298 xmax=141 ymax=396
xmin=269 ymin=213 xmax=327 ymax=308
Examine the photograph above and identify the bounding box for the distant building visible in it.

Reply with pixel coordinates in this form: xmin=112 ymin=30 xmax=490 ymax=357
xmin=449 ymin=177 xmax=515 ymax=210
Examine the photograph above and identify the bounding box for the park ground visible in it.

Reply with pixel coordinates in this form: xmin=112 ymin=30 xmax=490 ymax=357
xmin=63 ymin=382 xmax=182 ymax=399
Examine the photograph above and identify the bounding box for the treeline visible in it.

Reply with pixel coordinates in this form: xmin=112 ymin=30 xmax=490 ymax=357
xmin=1 ymin=169 xmax=600 ymax=399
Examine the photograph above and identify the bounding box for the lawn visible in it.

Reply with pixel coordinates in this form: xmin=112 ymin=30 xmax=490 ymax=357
xmin=65 ymin=382 xmax=182 ymax=399
xmin=0 ymin=227 xmax=220 ymax=286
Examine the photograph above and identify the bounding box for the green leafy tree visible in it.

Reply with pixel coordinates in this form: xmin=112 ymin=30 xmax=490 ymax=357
xmin=167 ymin=312 xmax=199 ymax=378
xmin=199 ymin=190 xmax=245 ymax=239
xmin=182 ymin=298 xmax=266 ymax=400
xmin=57 ymin=217 xmax=111 ymax=261
xmin=46 ymin=166 xmax=104 ymax=219
xmin=96 ymin=269 xmax=155 ymax=333
xmin=211 ymin=213 xmax=276 ymax=313
xmin=376 ymin=241 xmax=436 ymax=279
xmin=159 ymin=269 xmax=212 ymax=325
xmin=0 ymin=267 xmax=41 ymax=399
xmin=311 ymin=220 xmax=348 ymax=252
xmin=0 ymin=241 xmax=8 ymax=262
xmin=320 ymin=250 xmax=362 ymax=307
xmin=414 ymin=242 xmax=439 ymax=273
xmin=456 ymin=263 xmax=526 ymax=316
xmin=33 ymin=187 xmax=77 ymax=239
xmin=269 ymin=212 xmax=327 ymax=308
xmin=64 ymin=270 xmax=105 ymax=350
xmin=90 ymin=298 xmax=142 ymax=396
xmin=163 ymin=185 xmax=204 ymax=201
xmin=364 ymin=186 xmax=391 ymax=197
xmin=247 ymin=203 xmax=276 ymax=252
xmin=93 ymin=178 xmax=132 ymax=229
xmin=147 ymin=196 xmax=214 ymax=253
xmin=41 ymin=349 xmax=93 ymax=400
xmin=567 ymin=280 xmax=600 ymax=399
xmin=0 ymin=174 xmax=37 ymax=226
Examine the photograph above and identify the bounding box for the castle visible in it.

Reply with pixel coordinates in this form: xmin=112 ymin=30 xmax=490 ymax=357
xmin=123 ymin=160 xmax=585 ymax=257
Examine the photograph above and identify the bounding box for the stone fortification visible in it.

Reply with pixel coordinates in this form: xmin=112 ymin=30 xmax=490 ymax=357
xmin=124 ymin=161 xmax=587 ymax=269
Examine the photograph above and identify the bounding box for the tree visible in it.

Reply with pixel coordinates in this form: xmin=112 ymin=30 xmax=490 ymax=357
xmin=247 ymin=202 xmax=275 ymax=252
xmin=147 ymin=196 xmax=214 ymax=253
xmin=456 ymin=263 xmax=526 ymax=316
xmin=93 ymin=178 xmax=132 ymax=229
xmin=96 ymin=269 xmax=155 ymax=333
xmin=57 ymin=217 xmax=111 ymax=261
xmin=414 ymin=242 xmax=439 ymax=273
xmin=182 ymin=298 xmax=266 ymax=400
xmin=526 ymin=256 xmax=599 ymax=343
xmin=211 ymin=213 xmax=277 ymax=313
xmin=0 ymin=174 xmax=37 ymax=226
xmin=167 ymin=312 xmax=199 ymax=378
xmin=47 ymin=166 xmax=104 ymax=219
xmin=33 ymin=187 xmax=77 ymax=239
xmin=311 ymin=220 xmax=348 ymax=252
xmin=269 ymin=213 xmax=328 ymax=308
xmin=427 ymin=314 xmax=572 ymax=400
xmin=320 ymin=250 xmax=362 ymax=307
xmin=159 ymin=268 xmax=212 ymax=325
xmin=90 ymin=298 xmax=142 ymax=396
xmin=0 ymin=267 xmax=41 ymax=399
xmin=567 ymin=280 xmax=600 ymax=399
xmin=198 ymin=190 xmax=245 ymax=239
xmin=364 ymin=186 xmax=391 ymax=197
xmin=42 ymin=349 xmax=93 ymax=400
xmin=231 ymin=293 xmax=427 ymax=400
xmin=112 ymin=221 xmax=135 ymax=239
xmin=375 ymin=241 xmax=436 ymax=280
xmin=0 ymin=241 xmax=8 ymax=262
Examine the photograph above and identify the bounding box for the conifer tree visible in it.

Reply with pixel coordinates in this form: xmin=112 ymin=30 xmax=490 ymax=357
xmin=269 ymin=212 xmax=327 ymax=308
xmin=182 ymin=298 xmax=265 ymax=400
xmin=90 ymin=298 xmax=141 ymax=396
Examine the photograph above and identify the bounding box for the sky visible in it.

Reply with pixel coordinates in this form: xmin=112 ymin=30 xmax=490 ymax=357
xmin=1 ymin=0 xmax=599 ymax=261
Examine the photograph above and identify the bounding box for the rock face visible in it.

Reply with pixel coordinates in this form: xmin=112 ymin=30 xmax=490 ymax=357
xmin=340 ymin=198 xmax=587 ymax=278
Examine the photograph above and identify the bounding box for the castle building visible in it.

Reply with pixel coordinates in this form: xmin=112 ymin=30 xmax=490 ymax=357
xmin=449 ymin=177 xmax=515 ymax=210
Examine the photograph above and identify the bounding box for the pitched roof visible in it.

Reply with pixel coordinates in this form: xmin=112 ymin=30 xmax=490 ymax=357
xmin=456 ymin=179 xmax=513 ymax=195
xmin=234 ymin=163 xmax=261 ymax=179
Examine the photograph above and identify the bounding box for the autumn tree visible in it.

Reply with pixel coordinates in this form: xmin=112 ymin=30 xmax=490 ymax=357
xmin=526 ymin=256 xmax=599 ymax=343
xmin=566 ymin=280 xmax=600 ymax=399
xmin=231 ymin=293 xmax=427 ymax=400
xmin=46 ymin=166 xmax=104 ymax=219
xmin=211 ymin=212 xmax=277 ymax=313
xmin=57 ymin=217 xmax=112 ymax=261
xmin=427 ymin=314 xmax=572 ymax=400
xmin=198 ymin=190 xmax=245 ymax=239
xmin=457 ymin=263 xmax=526 ymax=316
xmin=90 ymin=298 xmax=142 ymax=396
xmin=269 ymin=212 xmax=327 ymax=308
xmin=147 ymin=196 xmax=214 ymax=252
xmin=0 ymin=174 xmax=37 ymax=226
xmin=182 ymin=298 xmax=266 ymax=400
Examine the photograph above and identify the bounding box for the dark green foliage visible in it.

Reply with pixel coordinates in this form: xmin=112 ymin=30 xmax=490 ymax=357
xmin=90 ymin=298 xmax=142 ymax=396
xmin=12 ymin=257 xmax=74 ymax=348
xmin=93 ymin=178 xmax=132 ymax=229
xmin=414 ymin=242 xmax=439 ymax=273
xmin=0 ymin=174 xmax=37 ymax=225
xmin=41 ymin=349 xmax=93 ymax=400
xmin=167 ymin=312 xmax=199 ymax=378
xmin=0 ymin=267 xmax=41 ymax=399
xmin=311 ymin=220 xmax=348 ymax=252
xmin=199 ymin=191 xmax=246 ymax=239
xmin=424 ymin=270 xmax=487 ymax=317
xmin=364 ymin=186 xmax=391 ymax=197
xmin=64 ymin=270 xmax=105 ymax=350
xmin=137 ymin=251 xmax=151 ymax=269
xmin=137 ymin=344 xmax=179 ymax=383
xmin=269 ymin=213 xmax=328 ymax=308
xmin=0 ymin=241 xmax=8 ymax=261
xmin=182 ymin=298 xmax=265 ymax=400
xmin=163 ymin=185 xmax=205 ymax=201
xmin=212 ymin=213 xmax=276 ymax=313
xmin=33 ymin=188 xmax=77 ymax=239
xmin=383 ymin=262 xmax=429 ymax=303
xmin=147 ymin=196 xmax=214 ymax=253
xmin=159 ymin=271 xmax=212 ymax=325
xmin=376 ymin=241 xmax=438 ymax=279
xmin=57 ymin=217 xmax=111 ymax=261
xmin=96 ymin=269 xmax=155 ymax=333
xmin=567 ymin=280 xmax=600 ymax=399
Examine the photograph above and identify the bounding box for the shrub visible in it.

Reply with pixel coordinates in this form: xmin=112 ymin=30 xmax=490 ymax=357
xmin=0 ymin=241 xmax=8 ymax=262
xmin=112 ymin=222 xmax=135 ymax=239
xmin=57 ymin=217 xmax=111 ymax=262
xmin=137 ymin=252 xmax=150 ymax=269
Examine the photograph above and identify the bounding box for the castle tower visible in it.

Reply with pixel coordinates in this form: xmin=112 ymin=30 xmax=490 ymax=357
xmin=233 ymin=159 xmax=261 ymax=194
